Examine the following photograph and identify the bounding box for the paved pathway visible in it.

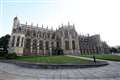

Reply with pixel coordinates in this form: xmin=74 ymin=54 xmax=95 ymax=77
xmin=0 ymin=56 xmax=120 ymax=80
xmin=113 ymin=53 xmax=120 ymax=56
xmin=66 ymin=55 xmax=106 ymax=61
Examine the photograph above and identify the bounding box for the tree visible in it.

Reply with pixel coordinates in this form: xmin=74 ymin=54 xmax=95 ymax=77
xmin=117 ymin=46 xmax=120 ymax=53
xmin=110 ymin=47 xmax=117 ymax=53
xmin=0 ymin=34 xmax=10 ymax=54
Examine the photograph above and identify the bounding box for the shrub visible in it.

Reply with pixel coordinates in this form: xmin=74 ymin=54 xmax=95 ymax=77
xmin=0 ymin=52 xmax=5 ymax=57
xmin=53 ymin=48 xmax=64 ymax=55
xmin=5 ymin=52 xmax=17 ymax=59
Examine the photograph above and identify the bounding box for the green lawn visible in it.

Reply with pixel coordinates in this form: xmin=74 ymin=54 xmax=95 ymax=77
xmin=15 ymin=55 xmax=92 ymax=64
xmin=80 ymin=54 xmax=120 ymax=61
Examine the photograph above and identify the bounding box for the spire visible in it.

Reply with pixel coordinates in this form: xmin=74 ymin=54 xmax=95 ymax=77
xmin=56 ymin=27 xmax=57 ymax=31
xmin=61 ymin=23 xmax=63 ymax=27
xmin=42 ymin=24 xmax=43 ymax=28
xmin=46 ymin=25 xmax=48 ymax=29
xmin=14 ymin=16 xmax=18 ymax=21
xmin=73 ymin=24 xmax=75 ymax=29
xmin=87 ymin=34 xmax=89 ymax=36
xmin=37 ymin=24 xmax=38 ymax=27
xmin=31 ymin=22 xmax=33 ymax=27
xmin=26 ymin=22 xmax=27 ymax=25
xmin=13 ymin=16 xmax=20 ymax=28
xmin=51 ymin=26 xmax=53 ymax=30
xmin=58 ymin=25 xmax=60 ymax=29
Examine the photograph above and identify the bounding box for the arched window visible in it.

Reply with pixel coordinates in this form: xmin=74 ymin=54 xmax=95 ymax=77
xmin=32 ymin=30 xmax=36 ymax=37
xmin=26 ymin=29 xmax=31 ymax=36
xmin=39 ymin=31 xmax=41 ymax=38
xmin=12 ymin=29 xmax=16 ymax=33
xmin=25 ymin=38 xmax=31 ymax=49
xmin=37 ymin=33 xmax=39 ymax=38
xmin=16 ymin=36 xmax=20 ymax=47
xmin=65 ymin=31 xmax=69 ymax=38
xmin=11 ymin=36 xmax=15 ymax=47
xmin=47 ymin=33 xmax=50 ymax=38
xmin=56 ymin=41 xmax=60 ymax=48
xmin=43 ymin=32 xmax=45 ymax=38
xmin=52 ymin=33 xmax=55 ymax=39
xmin=51 ymin=42 xmax=54 ymax=48
xmin=45 ymin=41 xmax=49 ymax=50
xmin=32 ymin=39 xmax=37 ymax=50
xmin=18 ymin=27 xmax=21 ymax=32
xmin=72 ymin=40 xmax=75 ymax=50
xmin=21 ymin=37 xmax=24 ymax=47
xmin=65 ymin=41 xmax=69 ymax=50
xmin=39 ymin=40 xmax=43 ymax=50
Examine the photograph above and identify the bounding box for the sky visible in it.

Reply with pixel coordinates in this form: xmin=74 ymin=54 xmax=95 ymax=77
xmin=0 ymin=0 xmax=120 ymax=46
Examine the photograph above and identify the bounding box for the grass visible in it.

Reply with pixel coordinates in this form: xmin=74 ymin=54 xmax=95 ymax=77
xmin=15 ymin=55 xmax=92 ymax=64
xmin=80 ymin=54 xmax=120 ymax=61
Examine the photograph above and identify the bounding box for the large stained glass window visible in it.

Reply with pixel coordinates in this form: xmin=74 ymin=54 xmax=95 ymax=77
xmin=45 ymin=41 xmax=49 ymax=50
xmin=72 ymin=40 xmax=75 ymax=50
xmin=16 ymin=36 xmax=20 ymax=47
xmin=39 ymin=40 xmax=43 ymax=50
xmin=65 ymin=41 xmax=69 ymax=50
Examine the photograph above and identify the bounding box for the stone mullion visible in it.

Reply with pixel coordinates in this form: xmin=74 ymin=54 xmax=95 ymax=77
xmin=9 ymin=35 xmax=13 ymax=47
xmin=69 ymin=38 xmax=72 ymax=50
xmin=30 ymin=39 xmax=33 ymax=55
xmin=75 ymin=37 xmax=80 ymax=55
xmin=14 ymin=36 xmax=17 ymax=47
xmin=22 ymin=37 xmax=25 ymax=47
xmin=61 ymin=37 xmax=64 ymax=50
xmin=69 ymin=35 xmax=73 ymax=55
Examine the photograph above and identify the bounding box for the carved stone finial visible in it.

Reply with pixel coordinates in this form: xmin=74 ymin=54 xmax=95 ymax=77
xmin=61 ymin=23 xmax=63 ymax=27
xmin=58 ymin=25 xmax=60 ymax=28
xmin=31 ymin=22 xmax=33 ymax=27
xmin=14 ymin=16 xmax=18 ymax=21
xmin=37 ymin=24 xmax=38 ymax=27
xmin=26 ymin=22 xmax=27 ymax=25
xmin=47 ymin=25 xmax=48 ymax=29
xmin=51 ymin=26 xmax=53 ymax=30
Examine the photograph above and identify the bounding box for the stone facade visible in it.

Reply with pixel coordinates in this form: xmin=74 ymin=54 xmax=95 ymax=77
xmin=8 ymin=17 xmax=110 ymax=56
xmin=79 ymin=35 xmax=110 ymax=54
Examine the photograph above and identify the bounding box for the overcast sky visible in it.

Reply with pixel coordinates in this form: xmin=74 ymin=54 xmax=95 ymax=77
xmin=0 ymin=0 xmax=120 ymax=46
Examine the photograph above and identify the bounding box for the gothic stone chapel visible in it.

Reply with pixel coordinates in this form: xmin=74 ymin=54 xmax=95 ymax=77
xmin=8 ymin=17 xmax=109 ymax=56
